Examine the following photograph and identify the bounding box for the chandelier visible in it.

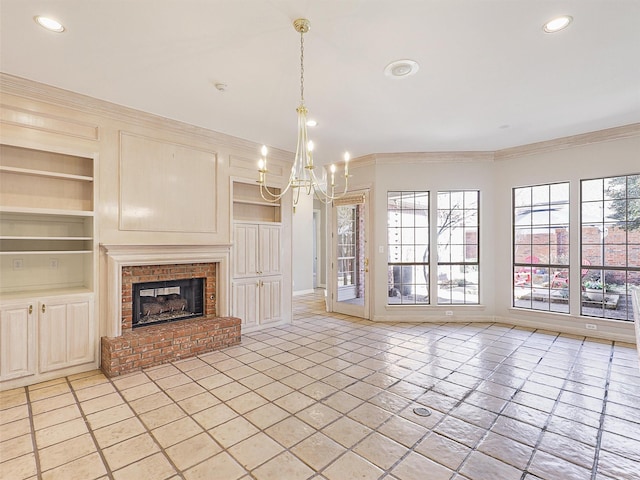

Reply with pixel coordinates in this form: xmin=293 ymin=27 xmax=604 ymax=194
xmin=258 ymin=18 xmax=351 ymax=205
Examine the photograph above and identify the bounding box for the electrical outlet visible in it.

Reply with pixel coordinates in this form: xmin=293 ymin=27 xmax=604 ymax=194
xmin=49 ymin=258 xmax=59 ymax=269
xmin=445 ymin=310 xmax=453 ymax=316
xmin=585 ymin=323 xmax=597 ymax=330
xmin=12 ymin=258 xmax=23 ymax=270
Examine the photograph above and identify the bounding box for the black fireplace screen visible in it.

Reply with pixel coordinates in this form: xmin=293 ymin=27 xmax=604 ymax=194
xmin=132 ymin=277 xmax=205 ymax=328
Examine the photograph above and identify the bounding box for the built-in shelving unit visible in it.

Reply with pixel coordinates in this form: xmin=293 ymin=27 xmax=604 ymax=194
xmin=0 ymin=144 xmax=95 ymax=296
xmin=232 ymin=181 xmax=283 ymax=330
xmin=0 ymin=143 xmax=98 ymax=387
xmin=233 ymin=181 xmax=281 ymax=223
xmin=0 ymin=165 xmax=94 ymax=182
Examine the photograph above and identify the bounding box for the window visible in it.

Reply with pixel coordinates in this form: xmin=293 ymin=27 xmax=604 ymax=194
xmin=437 ymin=191 xmax=479 ymax=304
xmin=336 ymin=203 xmax=363 ymax=302
xmin=387 ymin=192 xmax=429 ymax=304
xmin=581 ymin=174 xmax=640 ymax=321
xmin=513 ymin=183 xmax=570 ymax=313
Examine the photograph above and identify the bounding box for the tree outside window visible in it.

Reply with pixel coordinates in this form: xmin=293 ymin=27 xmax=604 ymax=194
xmin=581 ymin=174 xmax=640 ymax=321
xmin=437 ymin=191 xmax=479 ymax=304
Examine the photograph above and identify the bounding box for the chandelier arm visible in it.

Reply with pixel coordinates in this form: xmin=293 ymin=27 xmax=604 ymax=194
xmin=259 ymin=181 xmax=292 ymax=202
xmin=293 ymin=184 xmax=302 ymax=205
xmin=307 ymin=167 xmax=328 ymax=195
xmin=259 ymin=184 xmax=283 ymax=202
xmin=312 ymin=190 xmax=333 ymax=204
xmin=308 ymin=166 xmax=350 ymax=201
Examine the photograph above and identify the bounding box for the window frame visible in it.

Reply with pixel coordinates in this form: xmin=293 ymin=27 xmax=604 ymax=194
xmin=386 ymin=191 xmax=430 ymax=305
xmin=512 ymin=182 xmax=570 ymax=313
xmin=436 ymin=190 xmax=480 ymax=305
xmin=580 ymin=173 xmax=640 ymax=321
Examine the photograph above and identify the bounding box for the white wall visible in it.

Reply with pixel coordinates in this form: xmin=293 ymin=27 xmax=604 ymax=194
xmin=292 ymin=192 xmax=315 ymax=294
xmin=340 ymin=127 xmax=639 ymax=343
xmin=494 ymin=134 xmax=640 ymax=341
xmin=313 ymin=199 xmax=327 ymax=287
xmin=366 ymin=154 xmax=496 ymax=323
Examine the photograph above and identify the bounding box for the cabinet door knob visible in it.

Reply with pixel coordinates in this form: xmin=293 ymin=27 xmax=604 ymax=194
xmin=29 ymin=305 xmax=33 ymax=314
xmin=42 ymin=304 xmax=46 ymax=313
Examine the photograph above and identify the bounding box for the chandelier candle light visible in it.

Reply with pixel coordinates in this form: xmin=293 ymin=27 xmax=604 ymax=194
xmin=258 ymin=18 xmax=351 ymax=205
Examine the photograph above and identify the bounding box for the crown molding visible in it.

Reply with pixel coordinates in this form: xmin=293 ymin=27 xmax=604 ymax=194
xmin=369 ymin=151 xmax=495 ymax=164
xmin=494 ymin=123 xmax=640 ymax=161
xmin=0 ymin=73 xmax=293 ymax=161
xmin=348 ymin=154 xmax=377 ymax=168
xmin=2 ymin=73 xmax=637 ymax=164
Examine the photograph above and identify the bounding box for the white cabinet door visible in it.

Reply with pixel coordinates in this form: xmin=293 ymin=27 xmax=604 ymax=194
xmin=233 ymin=222 xmax=283 ymax=327
xmin=232 ymin=279 xmax=259 ymax=327
xmin=67 ymin=301 xmax=94 ymax=365
xmin=233 ymin=224 xmax=259 ymax=277
xmin=0 ymin=302 xmax=35 ymax=381
xmin=40 ymin=301 xmax=67 ymax=371
xmin=260 ymin=277 xmax=282 ymax=324
xmin=259 ymin=225 xmax=282 ymax=276
xmin=39 ymin=295 xmax=94 ymax=373
xmin=234 ymin=223 xmax=281 ymax=277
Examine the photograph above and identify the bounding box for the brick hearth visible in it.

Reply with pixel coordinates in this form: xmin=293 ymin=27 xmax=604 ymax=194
xmin=101 ymin=315 xmax=240 ymax=377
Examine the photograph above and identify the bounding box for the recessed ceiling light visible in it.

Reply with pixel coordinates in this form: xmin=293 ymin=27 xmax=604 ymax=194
xmin=384 ymin=59 xmax=419 ymax=79
xmin=543 ymin=15 xmax=572 ymax=33
xmin=34 ymin=16 xmax=65 ymax=33
xmin=306 ymin=119 xmax=318 ymax=127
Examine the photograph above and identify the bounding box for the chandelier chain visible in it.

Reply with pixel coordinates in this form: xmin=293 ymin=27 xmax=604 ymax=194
xmin=300 ymin=30 xmax=305 ymax=103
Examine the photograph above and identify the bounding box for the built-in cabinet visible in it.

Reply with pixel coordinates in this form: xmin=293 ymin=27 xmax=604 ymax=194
xmin=232 ymin=182 xmax=284 ymax=329
xmin=0 ymin=302 xmax=35 ymax=381
xmin=0 ymin=294 xmax=94 ymax=381
xmin=0 ymin=144 xmax=97 ymax=388
xmin=233 ymin=223 xmax=281 ymax=278
xmin=39 ymin=295 xmax=94 ymax=373
xmin=232 ymin=276 xmax=282 ymax=327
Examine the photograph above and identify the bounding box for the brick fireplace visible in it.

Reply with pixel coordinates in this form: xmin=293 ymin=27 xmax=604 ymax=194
xmin=122 ymin=263 xmax=215 ymax=330
xmin=100 ymin=245 xmax=240 ymax=377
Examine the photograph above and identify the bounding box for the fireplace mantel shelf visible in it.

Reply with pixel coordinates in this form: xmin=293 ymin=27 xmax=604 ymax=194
xmin=101 ymin=244 xmax=232 ymax=262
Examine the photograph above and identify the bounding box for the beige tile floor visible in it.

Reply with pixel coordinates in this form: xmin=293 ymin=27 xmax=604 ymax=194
xmin=1 ymin=291 xmax=640 ymax=480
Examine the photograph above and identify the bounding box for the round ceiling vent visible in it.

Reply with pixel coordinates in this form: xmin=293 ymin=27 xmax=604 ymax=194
xmin=384 ymin=59 xmax=419 ymax=78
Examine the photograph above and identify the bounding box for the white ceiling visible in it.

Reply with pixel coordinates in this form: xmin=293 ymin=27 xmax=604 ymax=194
xmin=1 ymin=0 xmax=639 ymax=163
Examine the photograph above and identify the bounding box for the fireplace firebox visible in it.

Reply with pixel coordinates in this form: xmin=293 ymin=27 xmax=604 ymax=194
xmin=132 ymin=277 xmax=205 ymax=328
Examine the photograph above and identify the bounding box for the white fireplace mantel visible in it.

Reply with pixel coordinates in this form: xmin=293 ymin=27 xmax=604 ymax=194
xmin=101 ymin=244 xmax=231 ymax=337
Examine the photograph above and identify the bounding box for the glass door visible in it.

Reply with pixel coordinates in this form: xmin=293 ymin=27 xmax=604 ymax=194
xmin=331 ymin=190 xmax=369 ymax=318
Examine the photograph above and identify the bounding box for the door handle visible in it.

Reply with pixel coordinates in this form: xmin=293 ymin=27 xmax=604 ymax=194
xmin=42 ymin=304 xmax=46 ymax=313
xmin=29 ymin=305 xmax=33 ymax=314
